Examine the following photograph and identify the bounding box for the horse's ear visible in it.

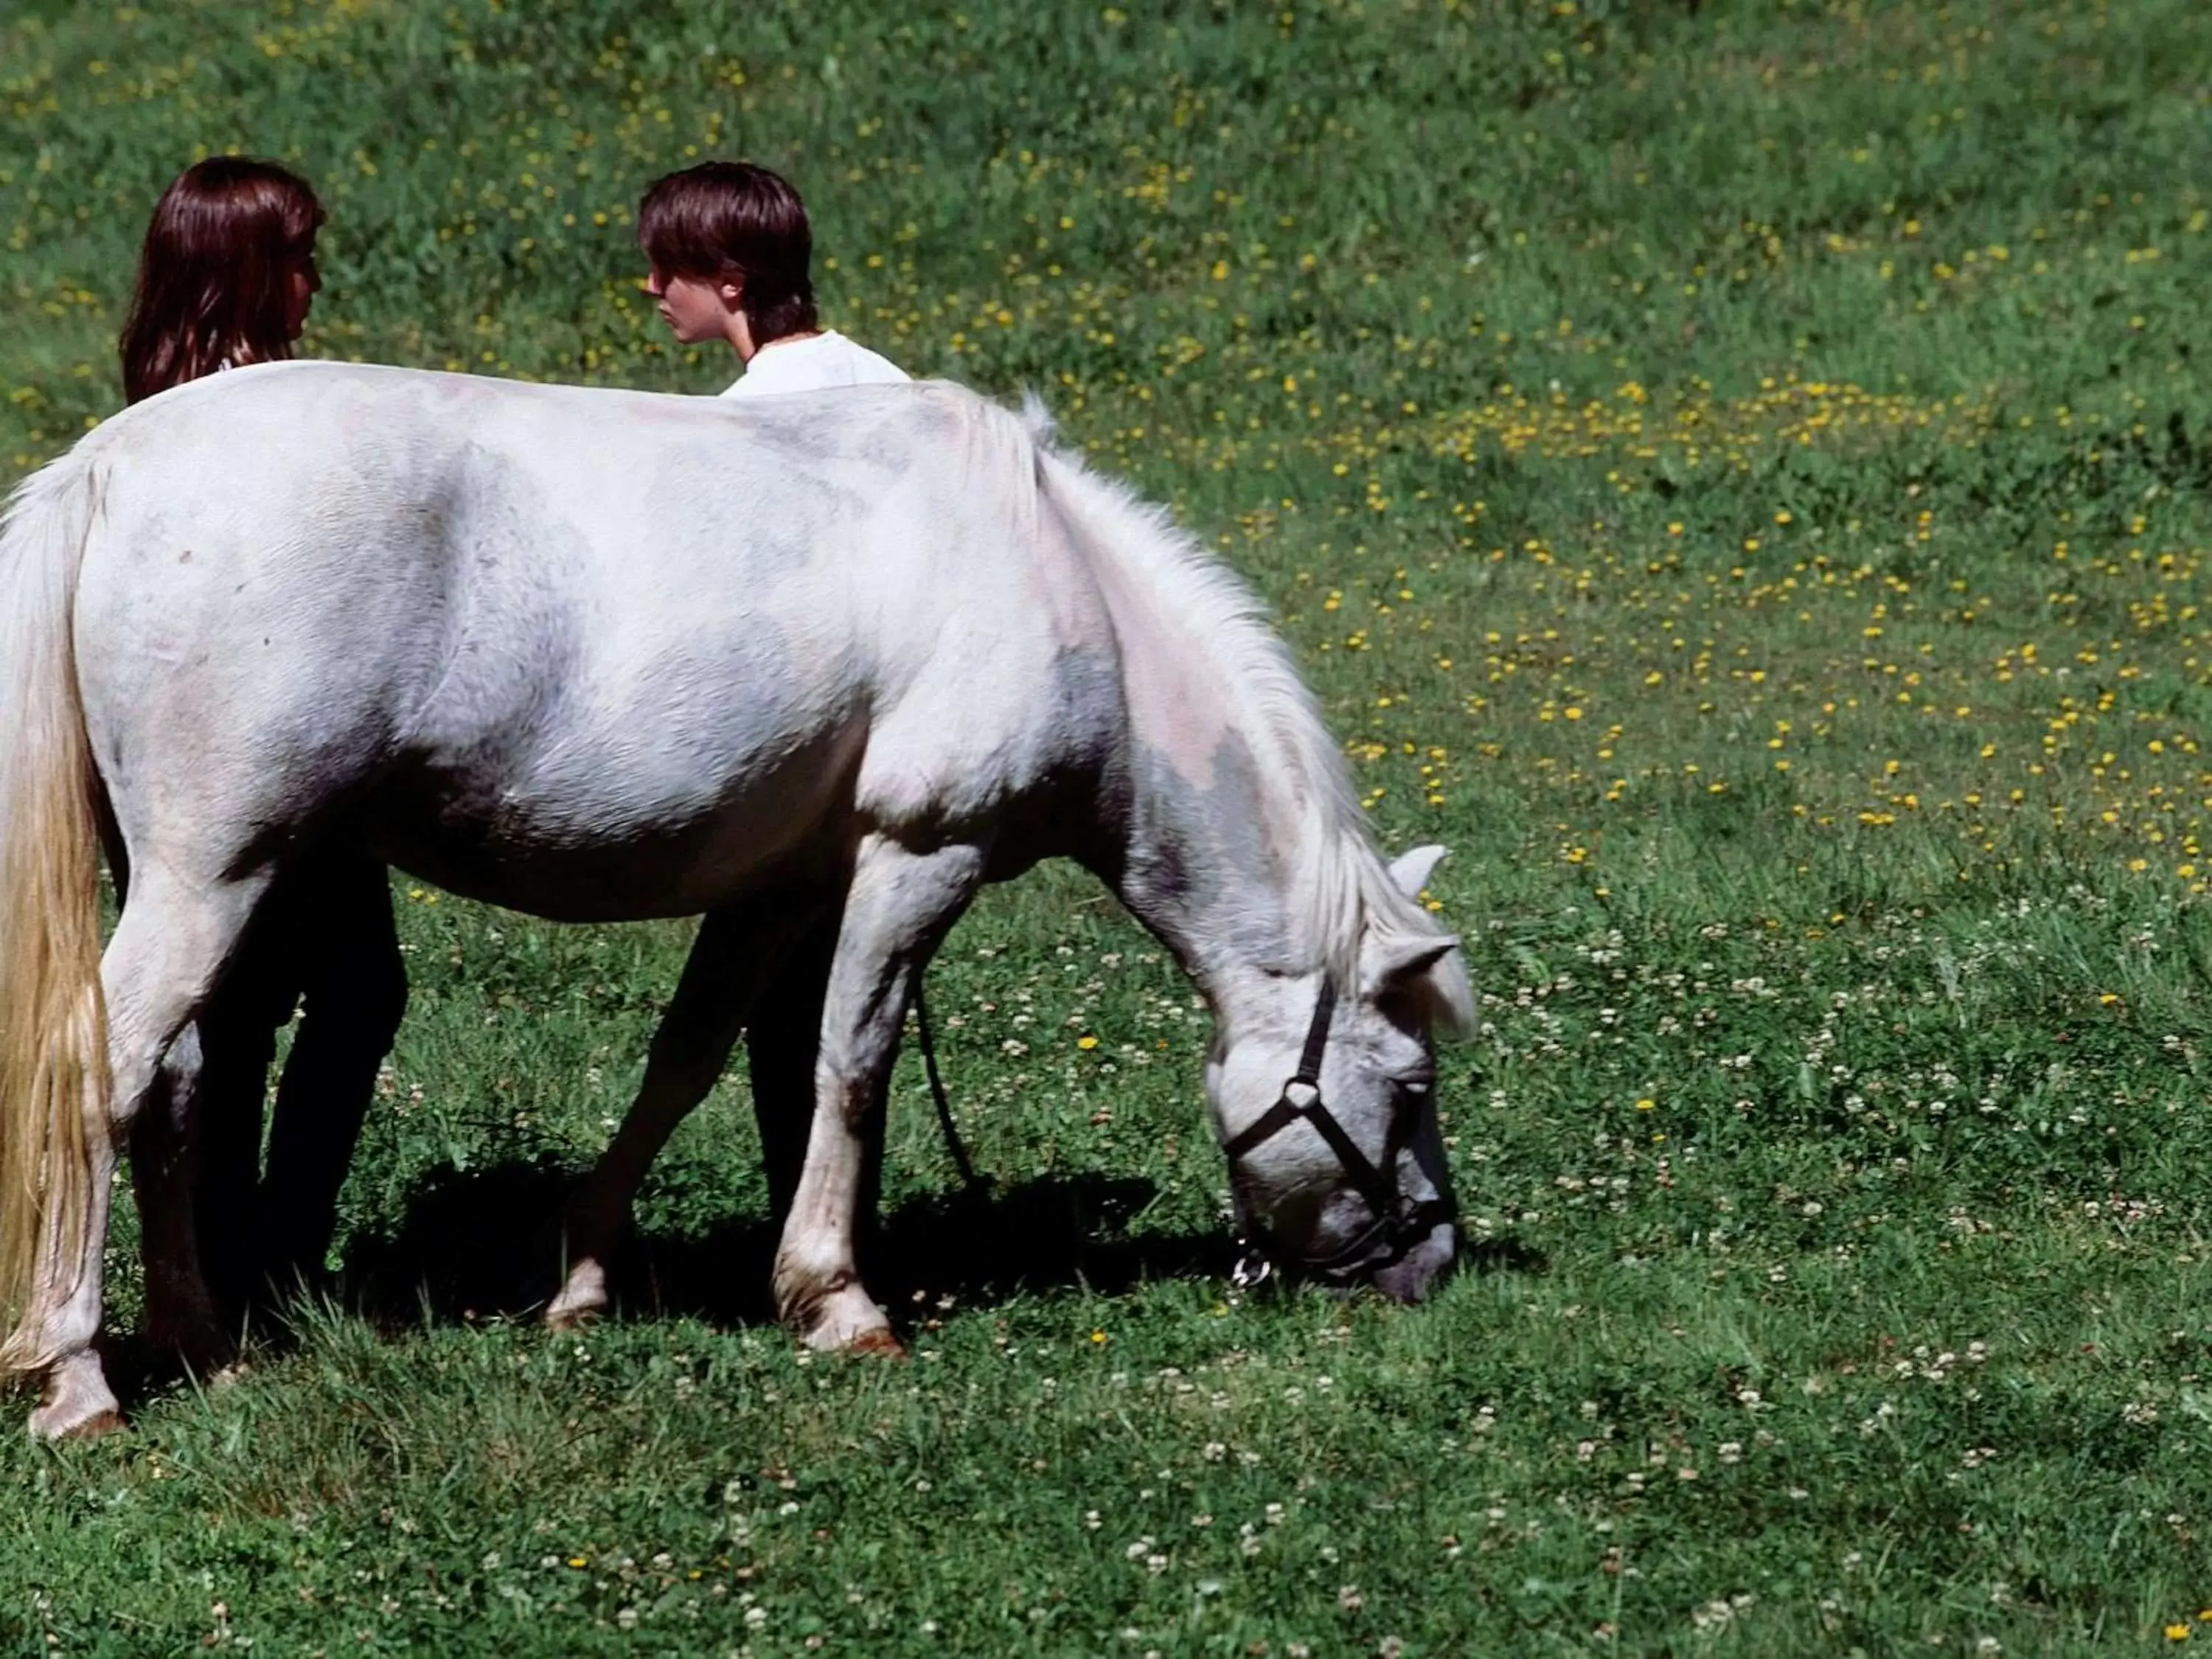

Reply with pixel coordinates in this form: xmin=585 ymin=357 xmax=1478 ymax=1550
xmin=1387 ymin=844 xmax=1450 ymax=902
xmin=1362 ymin=934 xmax=1461 ymax=1001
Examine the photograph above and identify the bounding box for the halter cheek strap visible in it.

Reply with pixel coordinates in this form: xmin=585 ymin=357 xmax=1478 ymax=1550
xmin=1219 ymin=979 xmax=1340 ymax=1166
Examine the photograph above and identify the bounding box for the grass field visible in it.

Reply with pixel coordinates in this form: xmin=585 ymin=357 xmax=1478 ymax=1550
xmin=5 ymin=0 xmax=2212 ymax=1651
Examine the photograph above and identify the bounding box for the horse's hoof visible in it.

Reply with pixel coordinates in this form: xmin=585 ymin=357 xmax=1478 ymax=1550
xmin=42 ymin=1406 xmax=125 ymax=1441
xmin=29 ymin=1353 xmax=125 ymax=1441
xmin=794 ymin=1283 xmax=897 ymax=1355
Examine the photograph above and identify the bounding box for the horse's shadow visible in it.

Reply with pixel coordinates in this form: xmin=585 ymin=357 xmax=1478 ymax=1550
xmin=91 ymin=1174 xmax=1548 ymax=1408
xmin=336 ymin=1159 xmax=1247 ymax=1329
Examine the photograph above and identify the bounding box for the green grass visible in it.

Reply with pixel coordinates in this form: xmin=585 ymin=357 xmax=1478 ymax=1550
xmin=5 ymin=0 xmax=2212 ymax=1651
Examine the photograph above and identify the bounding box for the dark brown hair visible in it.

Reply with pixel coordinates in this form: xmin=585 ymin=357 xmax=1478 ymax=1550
xmin=119 ymin=157 xmax=324 ymax=405
xmin=637 ymin=161 xmax=818 ymax=344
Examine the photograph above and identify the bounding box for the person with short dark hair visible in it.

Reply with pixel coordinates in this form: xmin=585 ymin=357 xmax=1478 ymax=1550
xmin=120 ymin=159 xmax=407 ymax=1322
xmin=637 ymin=160 xmax=907 ymax=398
xmin=634 ymin=161 xmax=908 ymax=1232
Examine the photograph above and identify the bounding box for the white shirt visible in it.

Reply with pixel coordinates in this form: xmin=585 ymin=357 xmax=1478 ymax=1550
xmin=719 ymin=330 xmax=909 ymax=399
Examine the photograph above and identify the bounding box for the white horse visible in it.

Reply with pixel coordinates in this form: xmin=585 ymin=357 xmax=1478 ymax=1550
xmin=0 ymin=362 xmax=1472 ymax=1439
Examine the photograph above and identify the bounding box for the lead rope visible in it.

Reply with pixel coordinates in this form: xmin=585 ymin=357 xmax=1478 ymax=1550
xmin=911 ymin=978 xmax=986 ymax=1193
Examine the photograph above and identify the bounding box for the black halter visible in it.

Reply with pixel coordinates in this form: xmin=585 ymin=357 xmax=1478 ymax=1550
xmin=1217 ymin=978 xmax=1454 ymax=1287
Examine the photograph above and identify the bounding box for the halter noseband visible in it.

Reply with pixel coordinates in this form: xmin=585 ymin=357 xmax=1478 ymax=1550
xmin=1217 ymin=978 xmax=1455 ymax=1287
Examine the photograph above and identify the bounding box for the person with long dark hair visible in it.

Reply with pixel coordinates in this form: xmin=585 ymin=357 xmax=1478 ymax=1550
xmin=121 ymin=156 xmax=325 ymax=400
xmin=120 ymin=157 xmax=406 ymax=1323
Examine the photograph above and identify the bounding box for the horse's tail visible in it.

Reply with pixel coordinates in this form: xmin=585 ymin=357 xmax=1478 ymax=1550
xmin=0 ymin=451 xmax=108 ymax=1368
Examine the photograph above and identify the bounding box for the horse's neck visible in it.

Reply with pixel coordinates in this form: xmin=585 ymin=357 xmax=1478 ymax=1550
xmin=1091 ymin=577 xmax=1307 ymax=1011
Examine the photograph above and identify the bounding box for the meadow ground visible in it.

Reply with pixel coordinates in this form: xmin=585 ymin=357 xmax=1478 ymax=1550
xmin=3 ymin=0 xmax=2212 ymax=1652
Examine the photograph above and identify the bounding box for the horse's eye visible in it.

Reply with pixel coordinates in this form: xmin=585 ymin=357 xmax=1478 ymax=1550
xmin=1395 ymin=1076 xmax=1433 ymax=1098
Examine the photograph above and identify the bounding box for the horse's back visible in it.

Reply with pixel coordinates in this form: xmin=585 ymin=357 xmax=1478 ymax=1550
xmin=71 ymin=363 xmax=1125 ymax=916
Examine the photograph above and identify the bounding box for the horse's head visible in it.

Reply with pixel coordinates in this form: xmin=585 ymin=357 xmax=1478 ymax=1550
xmin=1206 ymin=845 xmax=1472 ymax=1302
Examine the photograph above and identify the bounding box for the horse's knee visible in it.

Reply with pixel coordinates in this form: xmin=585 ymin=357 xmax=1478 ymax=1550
xmin=821 ymin=1067 xmax=888 ymax=1132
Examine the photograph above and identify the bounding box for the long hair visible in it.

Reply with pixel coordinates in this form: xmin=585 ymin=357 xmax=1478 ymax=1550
xmin=636 ymin=161 xmax=818 ymax=344
xmin=119 ymin=157 xmax=324 ymax=405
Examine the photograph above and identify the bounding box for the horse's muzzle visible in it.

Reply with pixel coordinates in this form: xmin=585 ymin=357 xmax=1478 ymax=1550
xmin=1367 ymin=1219 xmax=1458 ymax=1304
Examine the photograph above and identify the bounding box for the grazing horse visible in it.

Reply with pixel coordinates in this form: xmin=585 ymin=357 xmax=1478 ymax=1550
xmin=0 ymin=363 xmax=1473 ymax=1439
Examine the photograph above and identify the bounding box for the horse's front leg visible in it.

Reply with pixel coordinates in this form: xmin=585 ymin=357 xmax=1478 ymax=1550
xmin=547 ymin=897 xmax=822 ymax=1327
xmin=775 ymin=835 xmax=984 ymax=1352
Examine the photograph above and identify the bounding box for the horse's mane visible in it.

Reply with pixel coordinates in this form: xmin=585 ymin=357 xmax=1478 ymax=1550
xmin=1018 ymin=396 xmax=1472 ymax=1032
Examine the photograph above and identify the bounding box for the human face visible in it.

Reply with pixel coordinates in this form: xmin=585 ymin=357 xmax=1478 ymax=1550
xmin=645 ymin=266 xmax=742 ymax=347
xmin=283 ymin=243 xmax=321 ymax=341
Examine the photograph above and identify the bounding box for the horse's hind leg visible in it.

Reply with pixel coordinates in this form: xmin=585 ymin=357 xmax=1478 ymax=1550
xmin=546 ymin=896 xmax=824 ymax=1327
xmin=24 ymin=872 xmax=262 ymax=1439
xmin=775 ymin=835 xmax=984 ymax=1353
